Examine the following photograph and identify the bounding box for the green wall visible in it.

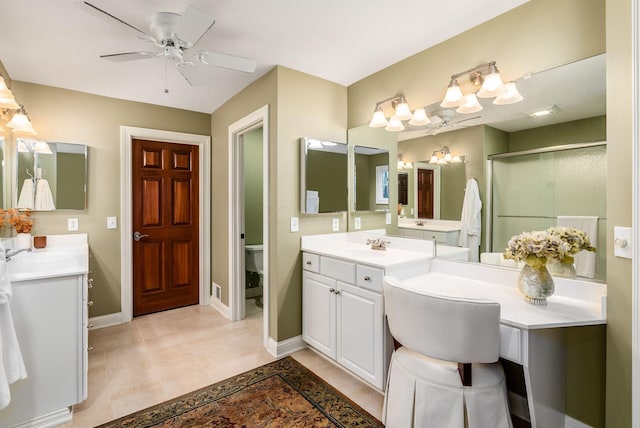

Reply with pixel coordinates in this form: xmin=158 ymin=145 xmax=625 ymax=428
xmin=306 ymin=150 xmax=348 ymax=212
xmin=243 ymin=127 xmax=263 ymax=246
xmin=56 ymin=152 xmax=86 ymax=210
xmin=509 ymin=115 xmax=606 ymax=151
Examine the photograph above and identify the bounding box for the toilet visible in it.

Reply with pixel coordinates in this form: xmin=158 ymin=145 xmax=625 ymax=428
xmin=245 ymin=244 xmax=263 ymax=303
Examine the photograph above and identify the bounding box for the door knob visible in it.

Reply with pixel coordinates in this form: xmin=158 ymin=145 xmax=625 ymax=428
xmin=133 ymin=231 xmax=149 ymax=241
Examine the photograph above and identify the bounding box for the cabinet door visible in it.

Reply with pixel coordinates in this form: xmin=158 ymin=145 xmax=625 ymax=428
xmin=336 ymin=282 xmax=384 ymax=389
xmin=302 ymin=271 xmax=336 ymax=359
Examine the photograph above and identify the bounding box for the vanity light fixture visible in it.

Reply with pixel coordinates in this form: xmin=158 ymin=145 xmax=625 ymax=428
xmin=368 ymin=93 xmax=430 ymax=132
xmin=0 ymin=74 xmax=19 ymax=110
xmin=7 ymin=105 xmax=37 ymax=135
xmin=440 ymin=61 xmax=523 ymax=112
xmin=397 ymin=154 xmax=412 ymax=169
xmin=428 ymin=146 xmax=465 ymax=165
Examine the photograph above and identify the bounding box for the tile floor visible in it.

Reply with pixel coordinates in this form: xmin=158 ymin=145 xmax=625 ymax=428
xmin=61 ymin=301 xmax=384 ymax=428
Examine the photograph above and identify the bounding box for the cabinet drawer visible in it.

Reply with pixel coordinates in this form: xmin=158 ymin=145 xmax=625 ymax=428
xmin=499 ymin=324 xmax=522 ymax=363
xmin=321 ymin=257 xmax=356 ymax=283
xmin=356 ymin=265 xmax=384 ymax=293
xmin=302 ymin=253 xmax=320 ymax=273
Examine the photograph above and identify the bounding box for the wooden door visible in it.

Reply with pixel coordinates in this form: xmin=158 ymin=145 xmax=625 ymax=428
xmin=398 ymin=173 xmax=408 ymax=205
xmin=417 ymin=168 xmax=434 ymax=219
xmin=132 ymin=139 xmax=199 ymax=316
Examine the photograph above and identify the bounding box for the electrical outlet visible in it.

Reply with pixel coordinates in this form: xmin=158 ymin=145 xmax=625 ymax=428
xmin=107 ymin=216 xmax=117 ymax=229
xmin=290 ymin=217 xmax=299 ymax=232
xmin=385 ymin=213 xmax=392 ymax=225
xmin=68 ymin=218 xmax=79 ymax=232
xmin=332 ymin=218 xmax=340 ymax=232
xmin=355 ymin=217 xmax=361 ymax=230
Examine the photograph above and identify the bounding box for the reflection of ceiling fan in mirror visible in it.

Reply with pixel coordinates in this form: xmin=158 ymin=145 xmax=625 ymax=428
xmin=74 ymin=2 xmax=257 ymax=88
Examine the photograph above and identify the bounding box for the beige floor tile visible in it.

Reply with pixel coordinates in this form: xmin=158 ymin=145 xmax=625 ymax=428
xmin=65 ymin=304 xmax=383 ymax=427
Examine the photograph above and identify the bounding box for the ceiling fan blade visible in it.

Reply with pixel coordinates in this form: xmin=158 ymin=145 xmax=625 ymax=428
xmin=174 ymin=5 xmax=215 ymax=47
xmin=177 ymin=63 xmax=208 ymax=86
xmin=197 ymin=51 xmax=256 ymax=73
xmin=74 ymin=1 xmax=146 ymax=36
xmin=100 ymin=52 xmax=158 ymax=62
xmin=454 ymin=115 xmax=482 ymax=124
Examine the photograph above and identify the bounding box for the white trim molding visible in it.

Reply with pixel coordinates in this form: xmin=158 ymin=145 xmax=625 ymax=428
xmin=120 ymin=126 xmax=211 ymax=323
xmin=88 ymin=312 xmax=123 ymax=330
xmin=228 ymin=105 xmax=270 ymax=348
xmin=267 ymin=336 xmax=307 ymax=358
xmin=633 ymin=0 xmax=640 ymax=423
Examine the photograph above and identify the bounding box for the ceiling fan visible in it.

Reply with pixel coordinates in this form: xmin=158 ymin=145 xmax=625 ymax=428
xmin=423 ymin=109 xmax=481 ymax=136
xmin=74 ymin=1 xmax=257 ymax=87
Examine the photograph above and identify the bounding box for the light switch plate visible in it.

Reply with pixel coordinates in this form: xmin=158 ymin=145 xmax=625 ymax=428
xmin=332 ymin=218 xmax=340 ymax=232
xmin=385 ymin=213 xmax=392 ymax=225
xmin=68 ymin=218 xmax=79 ymax=232
xmin=290 ymin=217 xmax=299 ymax=233
xmin=107 ymin=216 xmax=117 ymax=229
xmin=354 ymin=217 xmax=361 ymax=230
xmin=614 ymin=226 xmax=632 ymax=259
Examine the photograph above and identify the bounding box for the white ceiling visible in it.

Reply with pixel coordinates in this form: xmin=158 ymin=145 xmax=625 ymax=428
xmin=0 ymin=0 xmax=528 ymax=114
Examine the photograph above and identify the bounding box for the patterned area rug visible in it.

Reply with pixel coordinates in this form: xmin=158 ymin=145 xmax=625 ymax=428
xmin=96 ymin=356 xmax=383 ymax=427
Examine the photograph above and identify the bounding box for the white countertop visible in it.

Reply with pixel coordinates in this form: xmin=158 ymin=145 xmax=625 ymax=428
xmin=385 ymin=259 xmax=606 ymax=330
xmin=397 ymin=219 xmax=461 ymax=232
xmin=6 ymin=234 xmax=89 ymax=282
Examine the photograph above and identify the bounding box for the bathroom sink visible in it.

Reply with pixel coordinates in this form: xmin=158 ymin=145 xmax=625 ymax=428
xmin=337 ymin=247 xmax=388 ymax=258
xmin=7 ymin=247 xmax=88 ymax=281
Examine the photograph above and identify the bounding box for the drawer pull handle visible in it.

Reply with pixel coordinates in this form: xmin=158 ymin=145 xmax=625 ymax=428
xmin=306 ymin=261 xmax=312 ymax=265
xmin=88 ymin=300 xmax=94 ymax=306
xmin=364 ymin=276 xmax=371 ymax=281
xmin=88 ymin=284 xmax=93 ymax=289
xmin=329 ymin=288 xmax=335 ymax=294
xmin=88 ymin=278 xmax=94 ymax=283
xmin=88 ymin=346 xmax=94 ymax=352
xmin=334 ymin=290 xmax=341 ymax=295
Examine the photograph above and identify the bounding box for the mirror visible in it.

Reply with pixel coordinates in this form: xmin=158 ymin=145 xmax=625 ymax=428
xmin=16 ymin=139 xmax=87 ymax=210
xmin=300 ymin=137 xmax=348 ymax=213
xmin=0 ymin=135 xmax=6 ymax=209
xmin=354 ymin=146 xmax=389 ymax=211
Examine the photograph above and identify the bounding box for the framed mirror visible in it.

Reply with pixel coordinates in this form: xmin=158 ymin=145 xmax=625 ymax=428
xmin=300 ymin=137 xmax=348 ymax=213
xmin=16 ymin=139 xmax=87 ymax=210
xmin=353 ymin=145 xmax=389 ymax=211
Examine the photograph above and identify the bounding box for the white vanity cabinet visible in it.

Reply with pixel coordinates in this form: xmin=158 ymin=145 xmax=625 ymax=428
xmin=302 ymin=252 xmax=387 ymax=390
xmin=396 ymin=226 xmax=460 ymax=245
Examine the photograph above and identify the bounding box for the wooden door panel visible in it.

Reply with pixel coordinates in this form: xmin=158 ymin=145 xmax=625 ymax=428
xmin=172 ymin=178 xmax=191 ymax=225
xmin=132 ymin=138 xmax=199 ymax=316
xmin=417 ymin=169 xmax=434 ymax=219
xmin=142 ymin=178 xmax=162 ymax=226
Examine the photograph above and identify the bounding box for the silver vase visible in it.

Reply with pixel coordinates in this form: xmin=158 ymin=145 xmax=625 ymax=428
xmin=517 ymin=264 xmax=555 ymax=305
xmin=547 ymin=261 xmax=577 ymax=278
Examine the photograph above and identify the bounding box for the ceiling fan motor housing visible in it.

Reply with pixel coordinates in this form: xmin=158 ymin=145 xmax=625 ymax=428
xmin=150 ymin=12 xmax=181 ymax=46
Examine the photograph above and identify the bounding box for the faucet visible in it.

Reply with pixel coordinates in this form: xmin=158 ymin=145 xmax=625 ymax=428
xmin=366 ymin=238 xmax=390 ymax=251
xmin=5 ymin=248 xmax=32 ymax=262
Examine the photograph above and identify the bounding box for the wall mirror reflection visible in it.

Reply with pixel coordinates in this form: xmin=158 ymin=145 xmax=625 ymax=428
xmin=300 ymin=137 xmax=348 ymax=213
xmin=0 ymin=136 xmax=6 ymax=209
xmin=393 ymin=53 xmax=606 ymax=278
xmin=16 ymin=139 xmax=87 ymax=210
xmin=354 ymin=145 xmax=389 ymax=211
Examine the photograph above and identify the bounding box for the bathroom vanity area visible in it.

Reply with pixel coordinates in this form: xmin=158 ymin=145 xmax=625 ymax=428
xmin=0 ymin=234 xmax=89 ymax=428
xmin=396 ymin=217 xmax=461 ymax=246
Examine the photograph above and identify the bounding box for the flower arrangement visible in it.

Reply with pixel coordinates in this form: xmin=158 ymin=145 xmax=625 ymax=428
xmin=545 ymin=226 xmax=596 ymax=264
xmin=0 ymin=208 xmax=35 ymax=234
xmin=503 ymin=230 xmax=571 ymax=269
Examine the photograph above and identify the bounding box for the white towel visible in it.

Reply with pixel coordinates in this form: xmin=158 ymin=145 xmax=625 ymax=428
xmin=16 ymin=179 xmax=34 ymax=210
xmin=557 ymin=216 xmax=598 ymax=278
xmin=0 ymin=243 xmax=28 ymax=410
xmin=35 ymin=179 xmax=56 ymax=211
xmin=458 ymin=179 xmax=482 ymax=262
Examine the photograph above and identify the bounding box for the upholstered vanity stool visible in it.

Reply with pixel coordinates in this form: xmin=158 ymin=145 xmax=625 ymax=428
xmin=382 ymin=278 xmax=512 ymax=428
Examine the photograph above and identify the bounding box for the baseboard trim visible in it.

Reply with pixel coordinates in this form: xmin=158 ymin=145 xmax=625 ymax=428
xmin=565 ymin=416 xmax=593 ymax=428
xmin=267 ymin=335 xmax=306 ymax=358
xmin=209 ymin=294 xmax=231 ymax=320
xmin=89 ymin=312 xmax=123 ymax=330
xmin=10 ymin=407 xmax=72 ymax=428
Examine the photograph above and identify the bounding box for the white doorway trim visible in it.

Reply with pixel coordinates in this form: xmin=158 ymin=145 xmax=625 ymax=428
xmin=632 ymin=0 xmax=639 ymax=424
xmin=228 ymin=105 xmax=270 ymax=349
xmin=120 ymin=126 xmax=211 ymax=323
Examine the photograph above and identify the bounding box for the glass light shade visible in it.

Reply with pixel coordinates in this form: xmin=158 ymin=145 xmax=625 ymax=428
xmin=456 ymin=94 xmax=483 ymax=114
xmin=440 ymin=80 xmax=464 ymax=107
xmin=0 ymin=75 xmax=8 ymax=91
xmin=444 ymin=152 xmax=453 ymax=162
xmin=493 ymin=82 xmax=524 ymax=105
xmin=7 ymin=109 xmax=37 ymax=135
xmin=385 ymin=117 xmax=405 ymax=132
xmin=409 ymin=108 xmax=431 ymax=126
xmin=0 ymin=89 xmax=19 ymax=110
xmin=34 ymin=141 xmax=52 ymax=154
xmin=369 ymin=108 xmax=388 ymax=128
xmin=17 ymin=139 xmax=31 ymax=152
xmin=393 ymin=100 xmax=412 ymax=121
xmin=477 ymin=72 xmax=505 ymax=98
xmin=404 ymin=162 xmax=412 ymax=168
xmin=429 ymin=155 xmax=439 ymax=164
xmin=452 ymin=156 xmax=463 ymax=163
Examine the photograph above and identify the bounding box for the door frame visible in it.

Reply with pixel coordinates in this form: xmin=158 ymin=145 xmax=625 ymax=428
xmin=120 ymin=126 xmax=211 ymax=323
xmin=632 ymin=0 xmax=639 ymax=424
xmin=228 ymin=105 xmax=269 ymax=348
